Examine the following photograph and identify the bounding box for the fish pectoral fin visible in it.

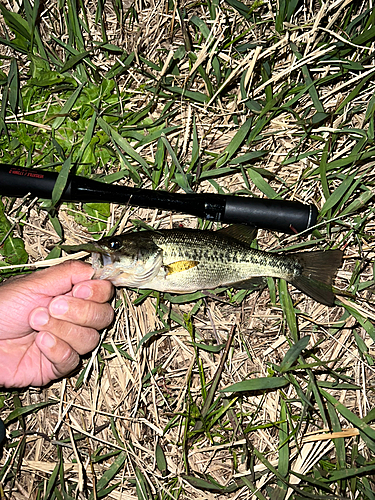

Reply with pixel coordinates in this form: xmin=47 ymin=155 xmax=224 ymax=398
xmin=165 ymin=260 xmax=199 ymax=275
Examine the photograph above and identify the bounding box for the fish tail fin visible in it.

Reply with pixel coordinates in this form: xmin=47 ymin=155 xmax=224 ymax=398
xmin=290 ymin=249 xmax=343 ymax=306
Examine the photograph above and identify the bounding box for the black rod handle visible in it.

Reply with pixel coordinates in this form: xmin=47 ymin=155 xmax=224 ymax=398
xmin=0 ymin=164 xmax=317 ymax=234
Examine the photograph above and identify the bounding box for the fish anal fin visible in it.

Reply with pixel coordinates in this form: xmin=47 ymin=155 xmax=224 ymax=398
xmin=217 ymin=225 xmax=257 ymax=245
xmin=230 ymin=277 xmax=267 ymax=291
xmin=165 ymin=260 xmax=199 ymax=275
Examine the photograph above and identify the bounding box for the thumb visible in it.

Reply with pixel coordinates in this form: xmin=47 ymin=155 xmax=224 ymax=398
xmin=35 ymin=331 xmax=80 ymax=379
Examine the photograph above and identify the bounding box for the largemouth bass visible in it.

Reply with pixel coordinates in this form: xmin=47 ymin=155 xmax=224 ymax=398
xmin=75 ymin=226 xmax=343 ymax=306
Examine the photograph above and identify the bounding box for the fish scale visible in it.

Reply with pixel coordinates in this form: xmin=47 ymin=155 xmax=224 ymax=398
xmin=154 ymin=232 xmax=293 ymax=280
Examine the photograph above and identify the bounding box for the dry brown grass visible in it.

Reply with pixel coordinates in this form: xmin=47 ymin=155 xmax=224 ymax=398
xmin=1 ymin=0 xmax=375 ymax=498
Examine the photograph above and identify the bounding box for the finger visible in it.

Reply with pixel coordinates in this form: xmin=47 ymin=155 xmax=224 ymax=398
xmin=35 ymin=331 xmax=80 ymax=379
xmin=48 ymin=296 xmax=114 ymax=330
xmin=25 ymin=261 xmax=95 ymax=297
xmin=72 ymin=279 xmax=114 ymax=303
xmin=29 ymin=307 xmax=100 ymax=355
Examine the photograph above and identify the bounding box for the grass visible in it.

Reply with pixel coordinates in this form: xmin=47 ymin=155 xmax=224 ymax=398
xmin=0 ymin=0 xmax=375 ymax=498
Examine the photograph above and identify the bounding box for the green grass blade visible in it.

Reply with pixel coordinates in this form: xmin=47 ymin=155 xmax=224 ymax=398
xmin=60 ymin=49 xmax=93 ymax=73
xmin=155 ymin=443 xmax=168 ymax=477
xmin=160 ymin=134 xmax=193 ymax=193
xmin=52 ymin=83 xmax=85 ymax=129
xmin=217 ymin=118 xmax=252 ymax=167
xmin=279 ymin=336 xmax=310 ymax=373
xmin=88 ymin=451 xmax=127 ymax=500
xmin=0 ymin=4 xmax=31 ymax=42
xmin=135 ymin=466 xmax=152 ymax=500
xmin=320 ymin=170 xmax=357 ymax=216
xmin=5 ymin=400 xmax=57 ymax=424
xmin=97 ymin=116 xmax=150 ymax=175
xmin=321 ymin=389 xmax=375 ymax=452
xmin=221 ymin=377 xmax=289 ymax=393
xmin=279 ymin=279 xmax=298 ymax=342
xmin=290 ymin=42 xmax=324 ymax=113
xmin=247 ymin=168 xmax=279 ymax=199
xmin=8 ymin=58 xmax=21 ymax=114
xmin=44 ymin=459 xmax=60 ymax=499
xmin=277 ymin=398 xmax=289 ymax=498
xmin=326 ymin=400 xmax=346 ymax=475
xmin=52 ymin=156 xmax=71 ymax=207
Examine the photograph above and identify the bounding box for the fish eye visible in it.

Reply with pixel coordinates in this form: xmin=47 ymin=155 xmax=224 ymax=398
xmin=108 ymin=238 xmax=122 ymax=251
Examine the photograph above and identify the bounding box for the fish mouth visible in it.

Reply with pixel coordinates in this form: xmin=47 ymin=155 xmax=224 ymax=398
xmin=92 ymin=251 xmax=113 ymax=270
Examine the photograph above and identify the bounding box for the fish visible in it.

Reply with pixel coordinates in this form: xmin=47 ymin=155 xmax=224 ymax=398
xmin=73 ymin=225 xmax=343 ymax=306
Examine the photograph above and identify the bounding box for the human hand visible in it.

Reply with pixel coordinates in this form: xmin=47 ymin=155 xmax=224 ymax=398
xmin=0 ymin=261 xmax=114 ymax=388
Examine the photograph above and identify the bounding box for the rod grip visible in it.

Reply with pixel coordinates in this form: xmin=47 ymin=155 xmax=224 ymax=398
xmin=223 ymin=196 xmax=318 ymax=233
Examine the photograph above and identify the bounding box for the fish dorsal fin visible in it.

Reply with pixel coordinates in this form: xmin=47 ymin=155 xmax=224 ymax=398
xmin=165 ymin=260 xmax=199 ymax=275
xmin=217 ymin=225 xmax=257 ymax=245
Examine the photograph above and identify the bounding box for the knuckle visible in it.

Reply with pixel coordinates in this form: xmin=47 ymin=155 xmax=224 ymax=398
xmin=79 ymin=302 xmax=96 ymax=326
xmin=64 ymin=298 xmax=114 ymax=329
xmin=57 ymin=260 xmax=78 ymax=274
xmin=58 ymin=349 xmax=80 ymax=375
xmin=101 ymin=306 xmax=114 ymax=329
xmin=81 ymin=330 xmax=100 ymax=354
xmin=92 ymin=280 xmax=114 ymax=302
xmin=86 ymin=302 xmax=114 ymax=329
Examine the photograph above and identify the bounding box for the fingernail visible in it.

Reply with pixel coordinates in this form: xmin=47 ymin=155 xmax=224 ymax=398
xmin=31 ymin=309 xmax=50 ymax=328
xmin=50 ymin=297 xmax=69 ymax=316
xmin=40 ymin=332 xmax=56 ymax=348
xmin=73 ymin=284 xmax=92 ymax=299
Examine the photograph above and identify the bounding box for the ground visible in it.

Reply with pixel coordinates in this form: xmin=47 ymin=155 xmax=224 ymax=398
xmin=1 ymin=0 xmax=375 ymax=498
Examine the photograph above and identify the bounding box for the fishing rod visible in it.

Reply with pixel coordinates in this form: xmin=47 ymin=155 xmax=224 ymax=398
xmin=0 ymin=163 xmax=318 ymax=234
